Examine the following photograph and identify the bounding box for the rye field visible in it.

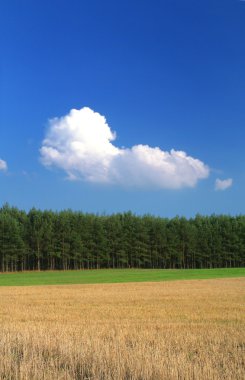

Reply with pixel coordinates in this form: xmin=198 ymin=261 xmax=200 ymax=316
xmin=0 ymin=270 xmax=244 ymax=379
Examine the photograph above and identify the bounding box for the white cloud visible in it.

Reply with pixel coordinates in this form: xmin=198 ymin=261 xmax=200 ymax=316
xmin=40 ymin=107 xmax=210 ymax=189
xmin=215 ymin=178 xmax=233 ymax=191
xmin=0 ymin=159 xmax=7 ymax=171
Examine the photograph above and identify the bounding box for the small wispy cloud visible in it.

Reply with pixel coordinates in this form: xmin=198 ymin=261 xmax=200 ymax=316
xmin=0 ymin=159 xmax=7 ymax=171
xmin=40 ymin=107 xmax=210 ymax=189
xmin=215 ymin=178 xmax=233 ymax=191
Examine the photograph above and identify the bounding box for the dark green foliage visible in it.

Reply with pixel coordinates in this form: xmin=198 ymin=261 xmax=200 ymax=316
xmin=0 ymin=203 xmax=244 ymax=271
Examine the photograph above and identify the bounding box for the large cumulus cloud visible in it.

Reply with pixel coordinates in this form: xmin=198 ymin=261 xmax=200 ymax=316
xmin=40 ymin=107 xmax=209 ymax=189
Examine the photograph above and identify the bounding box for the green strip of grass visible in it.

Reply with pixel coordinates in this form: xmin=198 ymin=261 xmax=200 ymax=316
xmin=0 ymin=268 xmax=244 ymax=287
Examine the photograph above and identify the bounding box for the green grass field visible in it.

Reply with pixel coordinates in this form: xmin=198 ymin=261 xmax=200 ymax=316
xmin=0 ymin=268 xmax=244 ymax=286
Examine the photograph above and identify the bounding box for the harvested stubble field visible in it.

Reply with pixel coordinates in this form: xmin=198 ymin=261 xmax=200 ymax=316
xmin=0 ymin=278 xmax=244 ymax=380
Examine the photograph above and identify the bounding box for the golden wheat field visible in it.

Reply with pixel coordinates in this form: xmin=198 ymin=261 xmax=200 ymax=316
xmin=0 ymin=278 xmax=244 ymax=380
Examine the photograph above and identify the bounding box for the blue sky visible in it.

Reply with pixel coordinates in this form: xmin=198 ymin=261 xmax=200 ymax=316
xmin=0 ymin=0 xmax=245 ymax=217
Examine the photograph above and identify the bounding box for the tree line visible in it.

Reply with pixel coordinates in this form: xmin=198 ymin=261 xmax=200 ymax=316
xmin=0 ymin=203 xmax=244 ymax=272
